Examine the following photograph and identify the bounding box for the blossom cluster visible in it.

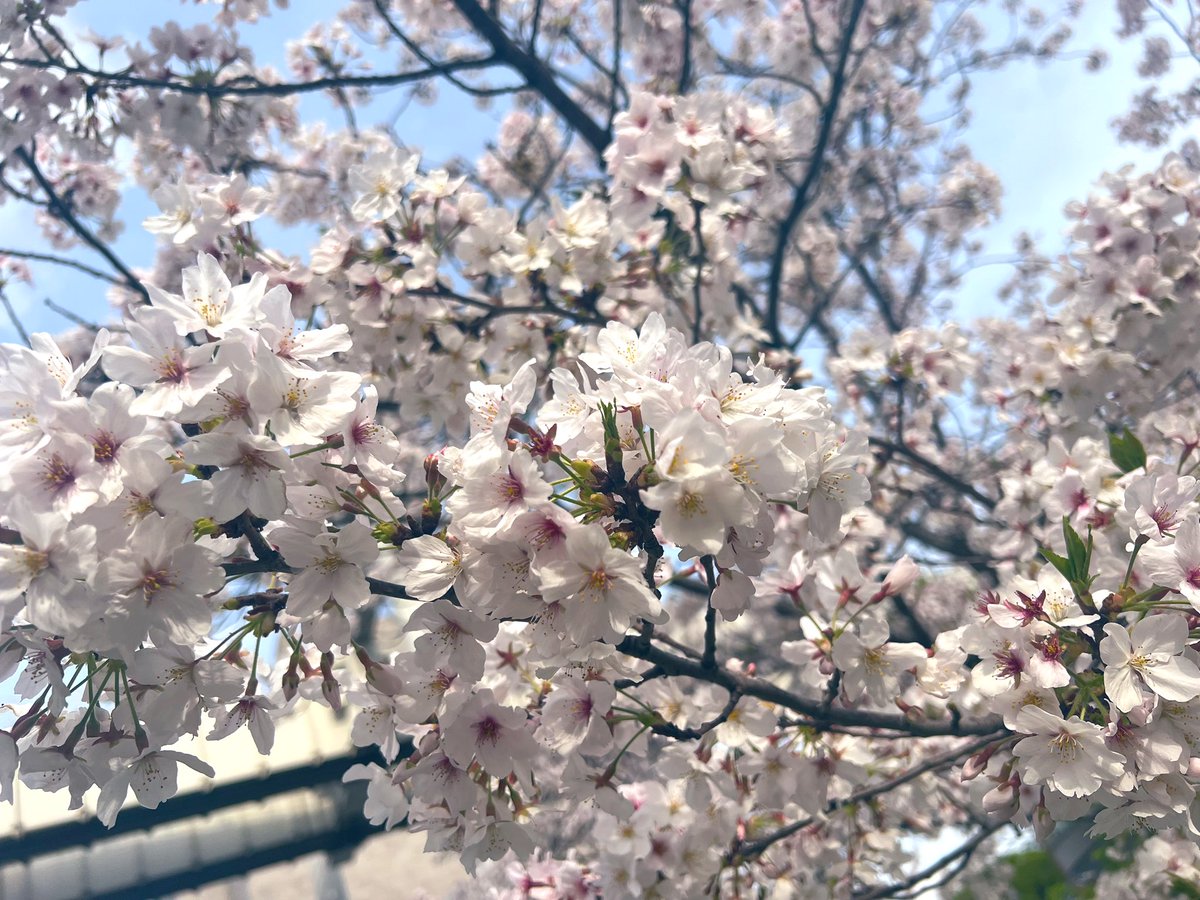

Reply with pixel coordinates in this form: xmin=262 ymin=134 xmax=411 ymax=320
xmin=3 ymin=0 xmax=1200 ymax=894
xmin=0 ymin=251 xmax=404 ymax=820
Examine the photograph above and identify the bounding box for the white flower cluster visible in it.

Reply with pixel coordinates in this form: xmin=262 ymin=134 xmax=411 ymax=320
xmin=0 ymin=251 xmax=405 ymax=821
xmin=362 ymin=312 xmax=868 ymax=870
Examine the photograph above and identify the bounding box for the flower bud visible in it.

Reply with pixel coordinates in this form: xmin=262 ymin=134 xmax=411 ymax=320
xmin=870 ymin=555 xmax=919 ymax=603
xmin=282 ymin=654 xmax=302 ymax=702
xmin=1033 ymin=803 xmax=1055 ymax=841
xmin=961 ymin=746 xmax=995 ymax=781
xmin=322 ymin=677 xmax=341 ymax=712
xmin=320 ymin=651 xmax=342 ymax=712
xmin=254 ymin=611 xmax=276 ymax=637
xmin=424 ymin=453 xmax=447 ymax=494
xmin=981 ymin=780 xmax=1018 ymax=817
xmin=357 ymin=476 xmax=383 ymax=501
xmin=355 ymin=644 xmax=405 ymax=695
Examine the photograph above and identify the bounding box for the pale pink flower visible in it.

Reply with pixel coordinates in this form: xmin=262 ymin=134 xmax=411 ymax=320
xmin=1101 ymin=615 xmax=1200 ymax=712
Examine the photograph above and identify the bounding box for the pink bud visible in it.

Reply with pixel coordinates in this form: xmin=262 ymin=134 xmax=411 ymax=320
xmin=354 ymin=645 xmax=405 ymax=695
xmin=961 ymin=747 xmax=994 ymax=781
xmin=321 ymin=676 xmax=342 ymax=713
xmin=876 ymin=555 xmax=919 ymax=601
xmin=282 ymin=657 xmax=301 ymax=702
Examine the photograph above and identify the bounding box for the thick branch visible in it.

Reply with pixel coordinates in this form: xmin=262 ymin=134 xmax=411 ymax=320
xmin=701 ymin=554 xmax=718 ymax=669
xmin=618 ymin=635 xmax=1003 ymax=737
xmin=869 ymin=436 xmax=997 ymax=511
xmin=220 ymin=558 xmax=413 ymax=600
xmin=450 ymin=0 xmax=611 ymax=157
xmin=649 ymin=688 xmax=741 ymax=740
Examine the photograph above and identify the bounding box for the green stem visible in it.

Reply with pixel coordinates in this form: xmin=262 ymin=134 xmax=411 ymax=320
xmin=1122 ymin=534 xmax=1149 ymax=592
xmin=201 ymin=622 xmax=255 ymax=661
xmin=290 ymin=440 xmax=341 ymax=458
xmin=246 ymin=629 xmax=264 ymax=695
xmin=606 ymin=723 xmax=650 ymax=775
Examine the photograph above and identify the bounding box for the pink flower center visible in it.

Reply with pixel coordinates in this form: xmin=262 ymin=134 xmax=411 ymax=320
xmin=496 ymin=469 xmax=525 ymax=503
xmin=157 ymin=352 xmax=187 ymax=384
xmin=473 ymin=715 xmax=501 ymax=745
xmin=141 ymin=567 xmax=175 ymax=597
xmin=351 ymin=419 xmax=377 ymax=447
xmin=91 ymin=430 xmax=120 ymax=464
xmin=41 ymin=453 xmax=76 ymax=494
xmin=994 ymin=647 xmax=1026 ymax=680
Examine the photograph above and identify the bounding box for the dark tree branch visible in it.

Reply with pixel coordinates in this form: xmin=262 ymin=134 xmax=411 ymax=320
xmin=690 ymin=199 xmax=707 ymax=344
xmin=12 ymin=146 xmax=148 ymax=300
xmin=648 ymin=688 xmax=741 ymax=740
xmin=0 ymin=247 xmax=121 ymax=283
xmin=868 ymin=436 xmax=997 ymax=511
xmin=619 ymin=634 xmax=1003 ymax=737
xmin=450 ymin=0 xmax=612 ymax=157
xmin=840 ymin=238 xmax=904 ymax=333
xmin=220 ymin=559 xmax=413 ymax=600
xmin=701 ymin=554 xmax=718 ymax=670
xmin=0 ymin=289 xmax=31 ymax=346
xmin=44 ymin=298 xmax=112 ymax=331
xmin=677 ymin=0 xmax=694 ymax=93
xmin=369 ymin=0 xmax=522 ymax=98
xmin=851 ymin=820 xmax=1005 ymax=899
xmin=733 ymin=733 xmax=1003 ymax=864
xmin=763 ymin=0 xmax=868 ymax=340
xmin=0 ymin=54 xmax=501 ymax=98
xmin=607 ymin=0 xmax=624 ymax=135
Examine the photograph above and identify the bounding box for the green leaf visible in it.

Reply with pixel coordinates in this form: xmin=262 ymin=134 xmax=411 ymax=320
xmin=1040 ymin=546 xmax=1072 ymax=582
xmin=1108 ymin=428 xmax=1147 ymax=473
xmin=1169 ymin=876 xmax=1200 ymax=900
xmin=1063 ymin=517 xmax=1090 ymax=583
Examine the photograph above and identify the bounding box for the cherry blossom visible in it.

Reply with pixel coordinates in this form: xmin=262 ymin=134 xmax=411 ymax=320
xmin=0 ymin=0 xmax=1197 ymax=893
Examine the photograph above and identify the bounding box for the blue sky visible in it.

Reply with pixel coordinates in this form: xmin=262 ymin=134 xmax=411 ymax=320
xmin=0 ymin=1 xmax=1190 ymax=343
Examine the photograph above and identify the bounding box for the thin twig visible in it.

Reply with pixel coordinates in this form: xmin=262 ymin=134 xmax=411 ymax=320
xmin=851 ymin=821 xmax=1005 ymax=899
xmin=868 ymin=436 xmax=997 ymax=511
xmin=734 ymin=733 xmax=1004 ymax=863
xmin=0 ymin=247 xmax=120 ymax=283
xmin=763 ymin=0 xmax=867 ymax=341
xmin=620 ymin=634 xmax=1004 ymax=737
xmin=1 ymin=53 xmax=501 ymax=98
xmin=0 ymin=288 xmax=31 ymax=346
xmin=13 ymin=146 xmax=148 ymax=300
xmin=44 ymin=298 xmax=112 ymax=331
xmin=690 ymin=199 xmax=707 ymax=344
